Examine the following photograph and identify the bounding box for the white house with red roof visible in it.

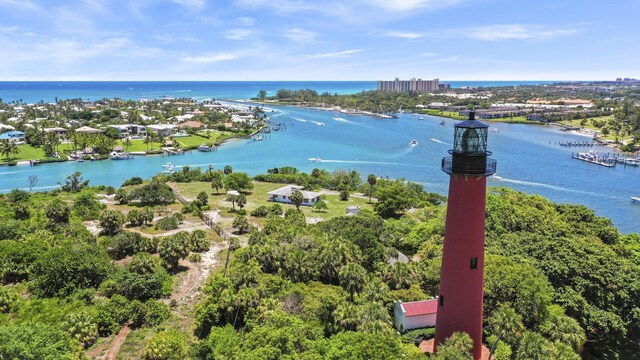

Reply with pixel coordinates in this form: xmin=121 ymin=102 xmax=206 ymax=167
xmin=394 ymin=299 xmax=438 ymax=332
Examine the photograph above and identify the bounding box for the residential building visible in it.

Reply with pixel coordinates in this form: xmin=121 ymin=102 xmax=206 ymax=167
xmin=378 ymin=78 xmax=446 ymax=93
xmin=178 ymin=121 xmax=205 ymax=130
xmin=267 ymin=185 xmax=322 ymax=206
xmin=44 ymin=127 xmax=68 ymax=140
xmin=394 ymin=299 xmax=438 ymax=332
xmin=0 ymin=131 xmax=26 ymax=143
xmin=346 ymin=206 xmax=360 ymax=216
xmin=75 ymin=126 xmax=103 ymax=134
xmin=147 ymin=124 xmax=178 ymax=137
xmin=108 ymin=124 xmax=147 ymax=138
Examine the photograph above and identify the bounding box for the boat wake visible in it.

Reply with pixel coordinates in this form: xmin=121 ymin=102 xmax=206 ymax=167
xmin=318 ymin=159 xmax=402 ymax=165
xmin=430 ymin=138 xmax=451 ymax=146
xmin=293 ymin=118 xmax=308 ymax=123
xmin=0 ymin=169 xmax=35 ymax=175
xmin=494 ymin=177 xmax=617 ymax=198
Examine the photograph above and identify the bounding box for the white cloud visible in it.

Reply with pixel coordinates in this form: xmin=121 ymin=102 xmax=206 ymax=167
xmin=0 ymin=0 xmax=41 ymax=11
xmin=237 ymin=17 xmax=255 ymax=26
xmin=172 ymin=0 xmax=207 ymax=10
xmin=386 ymin=30 xmax=424 ymax=39
xmin=225 ymin=28 xmax=252 ymax=40
xmin=306 ymin=49 xmax=364 ymax=58
xmin=371 ymin=0 xmax=462 ymax=11
xmin=284 ymin=28 xmax=317 ymax=43
xmin=181 ymin=53 xmax=239 ymax=63
xmin=458 ymin=24 xmax=579 ymax=41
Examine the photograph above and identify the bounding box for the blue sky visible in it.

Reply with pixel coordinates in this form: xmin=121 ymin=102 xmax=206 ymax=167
xmin=0 ymin=0 xmax=637 ymax=81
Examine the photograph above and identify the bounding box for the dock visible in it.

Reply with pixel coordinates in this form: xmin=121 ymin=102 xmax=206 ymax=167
xmin=571 ymin=152 xmax=616 ymax=167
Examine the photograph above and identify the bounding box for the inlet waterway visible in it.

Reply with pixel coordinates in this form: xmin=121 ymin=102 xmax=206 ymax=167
xmin=1 ymin=104 xmax=638 ymax=233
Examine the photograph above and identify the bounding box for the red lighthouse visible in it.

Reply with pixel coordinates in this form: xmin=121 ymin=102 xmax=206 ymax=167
xmin=434 ymin=111 xmax=496 ymax=360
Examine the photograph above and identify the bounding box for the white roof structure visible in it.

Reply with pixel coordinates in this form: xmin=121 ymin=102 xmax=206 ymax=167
xmin=268 ymin=185 xmax=322 ymax=199
xmin=75 ymin=126 xmax=102 ymax=133
xmin=147 ymin=124 xmax=177 ymax=131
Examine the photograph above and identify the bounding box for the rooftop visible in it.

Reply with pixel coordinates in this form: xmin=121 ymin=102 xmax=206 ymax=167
xmin=400 ymin=299 xmax=438 ymax=317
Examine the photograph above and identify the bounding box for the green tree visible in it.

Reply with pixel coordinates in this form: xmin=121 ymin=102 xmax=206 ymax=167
xmin=99 ymin=209 xmax=125 ymax=236
xmin=374 ymin=181 xmax=412 ymax=217
xmin=515 ymin=331 xmax=552 ymax=360
xmin=224 ymin=172 xmax=253 ymax=192
xmin=236 ymin=193 xmax=247 ymax=209
xmin=258 ymin=90 xmax=267 ymax=101
xmin=290 ymin=190 xmax=304 ymax=210
xmin=312 ymin=200 xmax=328 ymax=212
xmin=0 ymin=323 xmax=81 ymax=360
xmin=226 ymin=193 xmax=238 ymax=211
xmin=223 ymin=165 xmax=233 ymax=175
xmin=339 ymin=262 xmax=366 ymax=301
xmin=487 ymin=304 xmax=524 ymax=360
xmin=197 ymin=191 xmax=209 ymax=205
xmin=233 ymin=215 xmax=251 ymax=234
xmin=540 ymin=313 xmax=586 ymax=353
xmin=45 ymin=198 xmax=70 ymax=224
xmin=60 ymin=171 xmax=89 ymax=192
xmin=143 ymin=330 xmax=187 ymax=360
xmin=435 ymin=332 xmax=474 ymax=360
xmin=367 ymin=173 xmax=377 ymax=203
xmin=211 ymin=170 xmax=224 ymax=195
xmin=62 ymin=312 xmax=99 ymax=348
xmin=158 ymin=235 xmax=190 ymax=270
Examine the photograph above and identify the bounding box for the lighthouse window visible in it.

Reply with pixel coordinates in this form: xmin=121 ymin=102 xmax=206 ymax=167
xmin=470 ymin=257 xmax=478 ymax=269
xmin=439 ymin=295 xmax=444 ymax=306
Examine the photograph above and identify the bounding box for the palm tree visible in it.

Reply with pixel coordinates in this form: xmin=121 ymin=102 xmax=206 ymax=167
xmin=488 ymin=304 xmax=525 ymax=360
xmin=123 ymin=137 xmax=132 ymax=153
xmin=8 ymin=142 xmax=19 ymax=160
xmin=436 ymin=332 xmax=474 ymax=360
xmin=333 ymin=302 xmax=359 ymax=331
xmin=339 ymin=262 xmax=366 ymax=302
xmin=367 ymin=174 xmax=377 ymax=203
xmin=383 ymin=262 xmax=415 ymax=290
xmin=1 ymin=142 xmax=11 ymax=160
xmin=540 ymin=314 xmax=586 ymax=353
xmin=551 ymin=341 xmax=580 ymax=360
xmin=515 ymin=331 xmax=552 ymax=360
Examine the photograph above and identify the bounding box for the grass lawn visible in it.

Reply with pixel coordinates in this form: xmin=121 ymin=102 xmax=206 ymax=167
xmin=423 ymin=110 xmax=466 ymax=120
xmin=115 ymin=132 xmax=234 ymax=153
xmin=559 ymin=116 xmax=633 ymax=142
xmin=170 ymin=180 xmax=375 ymax=222
xmin=0 ymin=144 xmax=61 ymax=164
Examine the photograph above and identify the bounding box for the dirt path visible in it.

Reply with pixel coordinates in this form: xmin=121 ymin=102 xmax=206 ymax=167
xmin=169 ymin=260 xmax=199 ymax=303
xmin=103 ymin=325 xmax=130 ymax=360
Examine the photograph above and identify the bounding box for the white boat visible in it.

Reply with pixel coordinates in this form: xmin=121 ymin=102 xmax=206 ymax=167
xmin=418 ymin=116 xmax=425 ymax=120
xmin=110 ymin=151 xmax=133 ymax=160
xmin=308 ymin=157 xmax=322 ymax=162
xmin=410 ymin=140 xmax=418 ymax=146
xmin=491 ymin=128 xmax=500 ymax=133
xmin=631 ymin=197 xmax=640 ymax=204
xmin=489 ymin=175 xmax=503 ymax=181
xmin=333 ymin=114 xmax=347 ymax=121
xmin=318 ymin=122 xmax=325 ymax=126
xmin=162 ymin=162 xmax=176 ymax=173
xmin=439 ymin=120 xmax=446 ymax=125
xmin=253 ymin=136 xmax=263 ymax=141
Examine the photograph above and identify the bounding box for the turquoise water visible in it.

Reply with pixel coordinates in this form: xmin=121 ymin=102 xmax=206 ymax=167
xmin=1 ymin=104 xmax=638 ymax=234
xmin=0 ymin=81 xmax=554 ymax=103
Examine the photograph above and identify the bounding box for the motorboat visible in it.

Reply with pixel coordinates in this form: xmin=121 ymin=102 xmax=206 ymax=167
xmin=253 ymin=136 xmax=263 ymax=141
xmin=631 ymin=197 xmax=640 ymax=204
xmin=333 ymin=114 xmax=347 ymax=121
xmin=489 ymin=175 xmax=503 ymax=181
xmin=418 ymin=116 xmax=425 ymax=120
xmin=439 ymin=120 xmax=446 ymax=125
xmin=162 ymin=162 xmax=176 ymax=173
xmin=110 ymin=151 xmax=133 ymax=160
xmin=198 ymin=144 xmax=212 ymax=152
xmin=410 ymin=140 xmax=418 ymax=146
xmin=318 ymin=122 xmax=325 ymax=126
xmin=491 ymin=128 xmax=500 ymax=133
xmin=308 ymin=157 xmax=322 ymax=162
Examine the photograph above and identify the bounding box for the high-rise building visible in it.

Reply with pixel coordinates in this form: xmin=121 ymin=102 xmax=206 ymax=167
xmin=434 ymin=111 xmax=496 ymax=360
xmin=377 ymin=77 xmax=444 ymax=93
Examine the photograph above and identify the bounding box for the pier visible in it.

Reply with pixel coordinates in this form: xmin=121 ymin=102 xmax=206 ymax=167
xmin=571 ymin=151 xmax=616 ymax=167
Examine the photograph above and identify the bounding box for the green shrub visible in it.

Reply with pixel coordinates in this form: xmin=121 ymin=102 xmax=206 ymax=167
xmin=251 ymin=205 xmax=270 ymax=217
xmin=156 ymin=216 xmax=179 ymax=231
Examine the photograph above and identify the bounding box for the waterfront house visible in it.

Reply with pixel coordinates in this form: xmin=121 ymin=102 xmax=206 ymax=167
xmin=147 ymin=124 xmax=178 ymax=137
xmin=108 ymin=124 xmax=148 ymax=139
xmin=0 ymin=124 xmax=15 ymax=131
xmin=44 ymin=127 xmax=68 ymax=140
xmin=393 ymin=299 xmax=438 ymax=332
xmin=267 ymin=185 xmax=321 ymax=206
xmin=178 ymin=121 xmax=205 ymax=130
xmin=0 ymin=131 xmax=26 ymax=144
xmin=75 ymin=126 xmax=103 ymax=134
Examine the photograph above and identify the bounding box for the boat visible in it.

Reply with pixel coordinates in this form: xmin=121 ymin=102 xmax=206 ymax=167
xmin=418 ymin=116 xmax=425 ymax=120
xmin=308 ymin=157 xmax=322 ymax=162
xmin=631 ymin=197 xmax=640 ymax=204
xmin=572 ymin=151 xmax=616 ymax=168
xmin=162 ymin=163 xmax=176 ymax=174
xmin=198 ymin=144 xmax=212 ymax=152
xmin=410 ymin=140 xmax=418 ymax=146
xmin=110 ymin=151 xmax=133 ymax=160
xmin=253 ymin=136 xmax=263 ymax=141
xmin=333 ymin=115 xmax=347 ymax=121
xmin=318 ymin=122 xmax=325 ymax=126
xmin=488 ymin=175 xmax=503 ymax=181
xmin=439 ymin=120 xmax=446 ymax=125
xmin=491 ymin=128 xmax=500 ymax=133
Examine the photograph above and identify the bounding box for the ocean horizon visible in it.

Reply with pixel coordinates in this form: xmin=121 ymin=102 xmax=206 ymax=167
xmin=0 ymin=80 xmax=556 ymax=103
